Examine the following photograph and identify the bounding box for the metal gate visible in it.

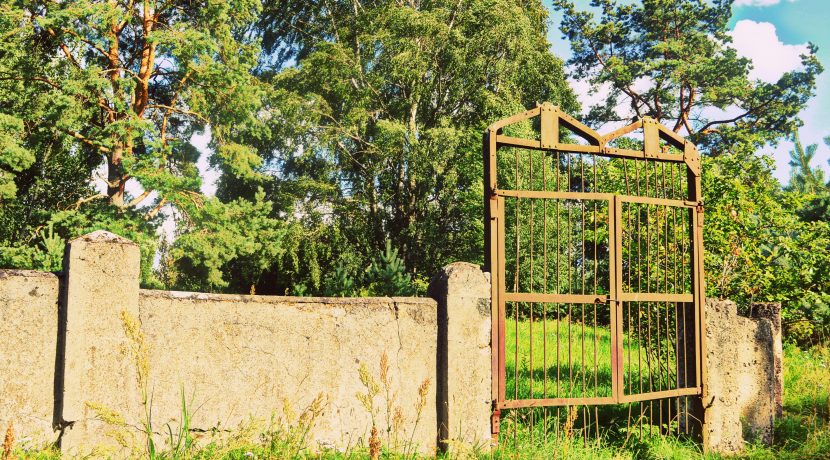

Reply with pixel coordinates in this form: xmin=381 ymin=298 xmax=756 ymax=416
xmin=484 ymin=104 xmax=707 ymax=443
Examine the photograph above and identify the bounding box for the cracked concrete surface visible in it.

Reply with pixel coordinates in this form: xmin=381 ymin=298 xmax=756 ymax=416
xmin=704 ymin=299 xmax=780 ymax=454
xmin=137 ymin=290 xmax=438 ymax=453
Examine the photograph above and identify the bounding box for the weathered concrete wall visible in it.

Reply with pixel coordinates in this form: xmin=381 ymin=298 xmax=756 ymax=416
xmin=704 ymin=298 xmax=782 ymax=454
xmin=0 ymin=231 xmax=492 ymax=456
xmin=0 ymin=270 xmax=60 ymax=447
xmin=1 ymin=230 xmax=787 ymax=457
xmin=137 ymin=291 xmax=437 ymax=453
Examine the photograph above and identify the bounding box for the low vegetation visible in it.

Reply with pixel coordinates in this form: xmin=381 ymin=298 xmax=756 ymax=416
xmin=4 ymin=338 xmax=827 ymax=459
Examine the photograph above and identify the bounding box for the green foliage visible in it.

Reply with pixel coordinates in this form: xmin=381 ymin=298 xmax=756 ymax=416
xmin=319 ymin=241 xmax=419 ymax=297
xmin=169 ymin=190 xmax=286 ymax=292
xmin=553 ymin=0 xmax=822 ymax=156
xmin=0 ymin=113 xmax=34 ymax=200
xmin=702 ymin=149 xmax=830 ymax=343
xmin=786 ymin=132 xmax=828 ymax=194
xmin=218 ymin=0 xmax=578 ymax=295
xmin=366 ymin=241 xmax=414 ymax=297
xmin=0 ymin=0 xmax=277 ymax=285
xmin=322 ymin=262 xmax=357 ymax=297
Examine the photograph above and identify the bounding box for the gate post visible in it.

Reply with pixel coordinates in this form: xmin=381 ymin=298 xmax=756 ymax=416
xmin=428 ymin=262 xmax=492 ymax=452
xmin=57 ymin=231 xmax=142 ymax=454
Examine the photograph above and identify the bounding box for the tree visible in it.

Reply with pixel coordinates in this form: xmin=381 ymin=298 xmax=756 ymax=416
xmin=553 ymin=0 xmax=822 ymax=156
xmin=786 ymin=131 xmax=828 ymax=194
xmin=0 ymin=114 xmax=35 ymax=201
xmin=554 ymin=0 xmax=829 ymax=343
xmin=239 ymin=0 xmax=579 ymax=294
xmin=0 ymin=1 xmax=285 ymax=288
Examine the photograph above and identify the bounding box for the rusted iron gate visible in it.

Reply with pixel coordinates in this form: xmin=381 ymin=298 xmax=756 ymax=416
xmin=484 ymin=103 xmax=707 ymax=444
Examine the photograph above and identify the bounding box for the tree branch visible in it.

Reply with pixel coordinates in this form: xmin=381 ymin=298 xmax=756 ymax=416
xmin=59 ymin=128 xmax=112 ymax=153
xmin=697 ymin=97 xmax=775 ymax=134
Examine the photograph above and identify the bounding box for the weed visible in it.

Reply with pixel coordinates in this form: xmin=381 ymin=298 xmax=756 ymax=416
xmin=3 ymin=423 xmax=13 ymax=460
xmin=260 ymin=392 xmax=328 ymax=458
xmin=356 ymin=351 xmax=432 ymax=458
xmin=369 ymin=426 xmax=381 ymax=460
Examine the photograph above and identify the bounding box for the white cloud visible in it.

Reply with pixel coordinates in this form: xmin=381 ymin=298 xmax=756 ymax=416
xmin=733 ymin=0 xmax=798 ymax=6
xmin=728 ymin=20 xmax=809 ymax=83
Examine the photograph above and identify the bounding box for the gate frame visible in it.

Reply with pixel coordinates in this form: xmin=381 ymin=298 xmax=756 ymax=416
xmin=483 ymin=103 xmax=708 ymax=446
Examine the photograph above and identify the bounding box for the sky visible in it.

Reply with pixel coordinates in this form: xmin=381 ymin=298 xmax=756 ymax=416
xmin=546 ymin=0 xmax=830 ymax=183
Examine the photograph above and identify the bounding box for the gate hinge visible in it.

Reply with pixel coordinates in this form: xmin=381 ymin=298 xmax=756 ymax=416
xmin=696 ymin=202 xmax=704 ymax=228
xmin=491 ymin=403 xmax=501 ymax=436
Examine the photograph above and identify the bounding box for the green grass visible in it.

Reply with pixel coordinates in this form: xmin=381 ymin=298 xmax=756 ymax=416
xmin=504 ymin=316 xmax=678 ymax=401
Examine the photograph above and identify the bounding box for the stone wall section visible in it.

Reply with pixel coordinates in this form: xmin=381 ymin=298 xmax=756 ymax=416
xmin=704 ymin=298 xmax=782 ymax=454
xmin=0 ymin=270 xmax=60 ymax=447
xmin=0 ymin=231 xmax=492 ymax=456
xmin=427 ymin=262 xmax=491 ymax=449
xmin=138 ymin=291 xmax=438 ymax=452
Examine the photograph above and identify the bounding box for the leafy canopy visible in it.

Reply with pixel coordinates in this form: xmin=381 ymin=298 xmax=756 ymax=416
xmin=215 ymin=0 xmax=579 ymax=294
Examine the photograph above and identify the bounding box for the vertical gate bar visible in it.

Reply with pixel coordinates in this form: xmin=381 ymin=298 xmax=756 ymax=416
xmin=670 ymin=165 xmax=679 ymax=409
xmin=485 ymin=129 xmax=501 ymax=439
xmin=658 ymin=206 xmax=665 ymax=431
xmin=626 ymin=225 xmax=632 ymax=396
xmin=643 ymin=161 xmax=654 ymax=434
xmin=529 ymin=152 xmax=535 ymax=442
xmin=592 ymin=155 xmax=600 ymax=437
xmin=580 ymin=157 xmax=587 ymax=414
xmin=556 ymin=152 xmax=562 ymax=440
xmin=514 ymin=147 xmax=520 ymax=409
xmin=653 ymin=161 xmax=663 ymax=432
xmin=515 ymin=149 xmax=521 ymax=293
xmin=678 ymin=168 xmax=690 ymax=434
xmin=608 ymin=194 xmax=618 ymax=402
xmin=634 ymin=161 xmax=644 ymax=435
xmin=543 ymin=161 xmax=549 ymax=446
xmin=498 ymin=196 xmax=507 ymax=404
xmin=689 ymin=162 xmax=707 ymax=447
xmin=567 ymin=153 xmax=573 ymax=397
xmin=665 ymin=204 xmax=671 ymax=393
xmin=612 ymin=195 xmax=624 ymax=402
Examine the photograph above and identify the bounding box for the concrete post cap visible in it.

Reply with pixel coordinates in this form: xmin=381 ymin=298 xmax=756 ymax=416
xmin=69 ymin=230 xmax=136 ymax=245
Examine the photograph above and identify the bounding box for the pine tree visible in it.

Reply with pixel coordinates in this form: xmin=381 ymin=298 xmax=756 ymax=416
xmin=787 ymin=131 xmax=827 ymax=194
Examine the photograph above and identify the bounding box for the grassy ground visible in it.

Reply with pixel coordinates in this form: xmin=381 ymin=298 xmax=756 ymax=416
xmin=6 ymin=333 xmax=829 ymax=459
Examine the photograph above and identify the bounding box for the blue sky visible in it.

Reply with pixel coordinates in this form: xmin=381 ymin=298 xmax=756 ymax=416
xmin=546 ymin=0 xmax=830 ymax=183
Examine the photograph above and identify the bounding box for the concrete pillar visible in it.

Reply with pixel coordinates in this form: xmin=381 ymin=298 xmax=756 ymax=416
xmin=58 ymin=231 xmax=142 ymax=453
xmin=751 ymin=302 xmax=783 ymax=418
xmin=703 ymin=298 xmax=779 ymax=454
xmin=428 ymin=262 xmax=491 ymax=452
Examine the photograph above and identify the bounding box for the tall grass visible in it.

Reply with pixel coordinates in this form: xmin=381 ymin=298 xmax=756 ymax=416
xmin=5 ymin=331 xmax=829 ymax=459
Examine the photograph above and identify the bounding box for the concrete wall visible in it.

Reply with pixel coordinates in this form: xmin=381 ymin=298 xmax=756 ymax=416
xmin=0 ymin=270 xmax=59 ymax=448
xmin=0 ymin=230 xmax=785 ymax=456
xmin=704 ymin=298 xmax=783 ymax=454
xmin=137 ymin=292 xmax=438 ymax=452
xmin=0 ymin=232 xmax=491 ymax=455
